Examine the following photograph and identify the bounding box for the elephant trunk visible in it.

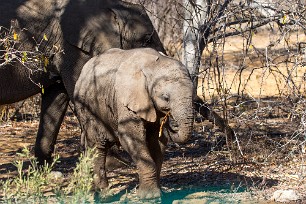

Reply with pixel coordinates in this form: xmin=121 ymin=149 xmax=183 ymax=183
xmin=168 ymin=99 xmax=194 ymax=143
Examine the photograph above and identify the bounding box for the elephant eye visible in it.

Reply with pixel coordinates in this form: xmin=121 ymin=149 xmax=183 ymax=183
xmin=161 ymin=94 xmax=170 ymax=103
xmin=156 ymin=93 xmax=170 ymax=112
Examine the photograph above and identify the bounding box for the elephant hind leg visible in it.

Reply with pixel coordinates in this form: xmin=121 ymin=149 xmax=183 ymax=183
xmin=35 ymin=82 xmax=69 ymax=165
xmin=81 ymin=120 xmax=112 ymax=191
xmin=92 ymin=146 xmax=109 ymax=190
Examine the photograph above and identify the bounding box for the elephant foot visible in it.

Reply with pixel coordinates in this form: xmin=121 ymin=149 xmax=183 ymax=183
xmin=137 ymin=185 xmax=161 ymax=199
xmin=93 ymin=188 xmax=116 ymax=203
xmin=93 ymin=175 xmax=109 ymax=191
xmin=94 ymin=183 xmax=109 ymax=192
xmin=37 ymin=157 xmax=53 ymax=167
xmin=34 ymin=149 xmax=53 ymax=166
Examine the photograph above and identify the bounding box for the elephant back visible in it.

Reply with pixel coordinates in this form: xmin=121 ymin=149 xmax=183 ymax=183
xmin=0 ymin=0 xmax=65 ymax=55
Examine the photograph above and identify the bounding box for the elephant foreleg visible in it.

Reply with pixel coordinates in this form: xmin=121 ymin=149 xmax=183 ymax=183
xmin=118 ymin=119 xmax=161 ymax=199
xmin=147 ymin=124 xmax=168 ymax=182
xmin=35 ymin=82 xmax=69 ymax=165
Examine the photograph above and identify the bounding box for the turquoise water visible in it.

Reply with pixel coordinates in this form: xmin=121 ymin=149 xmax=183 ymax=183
xmin=94 ymin=185 xmax=247 ymax=204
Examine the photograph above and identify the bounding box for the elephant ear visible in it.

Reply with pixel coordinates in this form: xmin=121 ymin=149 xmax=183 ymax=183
xmin=62 ymin=3 xmax=119 ymax=55
xmin=116 ymin=52 xmax=159 ymax=122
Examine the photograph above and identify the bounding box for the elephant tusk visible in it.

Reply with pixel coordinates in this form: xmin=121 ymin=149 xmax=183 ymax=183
xmin=159 ymin=111 xmax=171 ymax=137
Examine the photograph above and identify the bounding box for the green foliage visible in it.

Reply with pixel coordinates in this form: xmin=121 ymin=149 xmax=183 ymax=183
xmin=0 ymin=148 xmax=60 ymax=203
xmin=0 ymin=147 xmax=98 ymax=203
xmin=65 ymin=148 xmax=97 ymax=203
xmin=0 ymin=20 xmax=62 ymax=92
xmin=0 ymin=23 xmax=50 ymax=71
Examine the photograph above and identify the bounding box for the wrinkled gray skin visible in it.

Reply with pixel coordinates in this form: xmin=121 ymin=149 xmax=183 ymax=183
xmin=74 ymin=48 xmax=194 ymax=199
xmin=0 ymin=0 xmax=165 ymax=164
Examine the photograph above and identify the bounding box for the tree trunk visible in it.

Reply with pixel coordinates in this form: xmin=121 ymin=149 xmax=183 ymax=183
xmin=182 ymin=0 xmax=207 ymax=94
xmin=182 ymin=0 xmax=235 ymax=144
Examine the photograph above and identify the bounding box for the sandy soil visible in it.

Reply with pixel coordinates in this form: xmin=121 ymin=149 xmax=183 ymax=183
xmin=198 ymin=31 xmax=306 ymax=99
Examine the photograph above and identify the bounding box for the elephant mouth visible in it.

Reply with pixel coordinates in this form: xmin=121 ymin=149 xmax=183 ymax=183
xmin=160 ymin=112 xmax=185 ymax=143
xmin=159 ymin=112 xmax=179 ymax=133
xmin=159 ymin=108 xmax=193 ymax=144
xmin=164 ymin=125 xmax=180 ymax=143
xmin=162 ymin=118 xmax=179 ymax=143
xmin=160 ymin=112 xmax=179 ymax=133
xmin=168 ymin=117 xmax=179 ymax=133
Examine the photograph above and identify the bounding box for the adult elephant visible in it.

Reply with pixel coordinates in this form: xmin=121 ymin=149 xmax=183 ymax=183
xmin=0 ymin=0 xmax=165 ymax=164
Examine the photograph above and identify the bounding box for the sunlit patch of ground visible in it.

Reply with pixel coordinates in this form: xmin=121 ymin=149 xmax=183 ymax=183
xmin=199 ymin=31 xmax=306 ymax=99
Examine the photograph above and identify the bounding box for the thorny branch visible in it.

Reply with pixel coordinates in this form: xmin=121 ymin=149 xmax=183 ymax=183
xmin=0 ymin=22 xmax=62 ymax=89
xmin=130 ymin=0 xmax=306 ymax=160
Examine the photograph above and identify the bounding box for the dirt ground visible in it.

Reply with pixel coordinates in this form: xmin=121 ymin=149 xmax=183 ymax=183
xmin=0 ymin=97 xmax=305 ymax=203
xmin=0 ymin=32 xmax=305 ymax=203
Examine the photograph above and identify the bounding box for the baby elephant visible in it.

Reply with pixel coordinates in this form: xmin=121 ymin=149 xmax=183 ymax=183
xmin=73 ymin=48 xmax=194 ymax=199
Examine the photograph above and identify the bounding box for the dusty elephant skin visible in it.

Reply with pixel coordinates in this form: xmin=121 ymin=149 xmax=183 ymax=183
xmin=73 ymin=48 xmax=194 ymax=199
xmin=0 ymin=0 xmax=165 ymax=164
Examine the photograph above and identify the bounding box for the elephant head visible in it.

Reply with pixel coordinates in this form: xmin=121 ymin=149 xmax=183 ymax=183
xmin=116 ymin=48 xmax=194 ymax=143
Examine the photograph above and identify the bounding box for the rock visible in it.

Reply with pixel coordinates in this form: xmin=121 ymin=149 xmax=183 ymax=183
xmin=271 ymin=189 xmax=299 ymax=202
xmin=184 ymin=192 xmax=213 ymax=199
xmin=49 ymin=171 xmax=63 ymax=180
xmin=172 ymin=198 xmax=210 ymax=204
